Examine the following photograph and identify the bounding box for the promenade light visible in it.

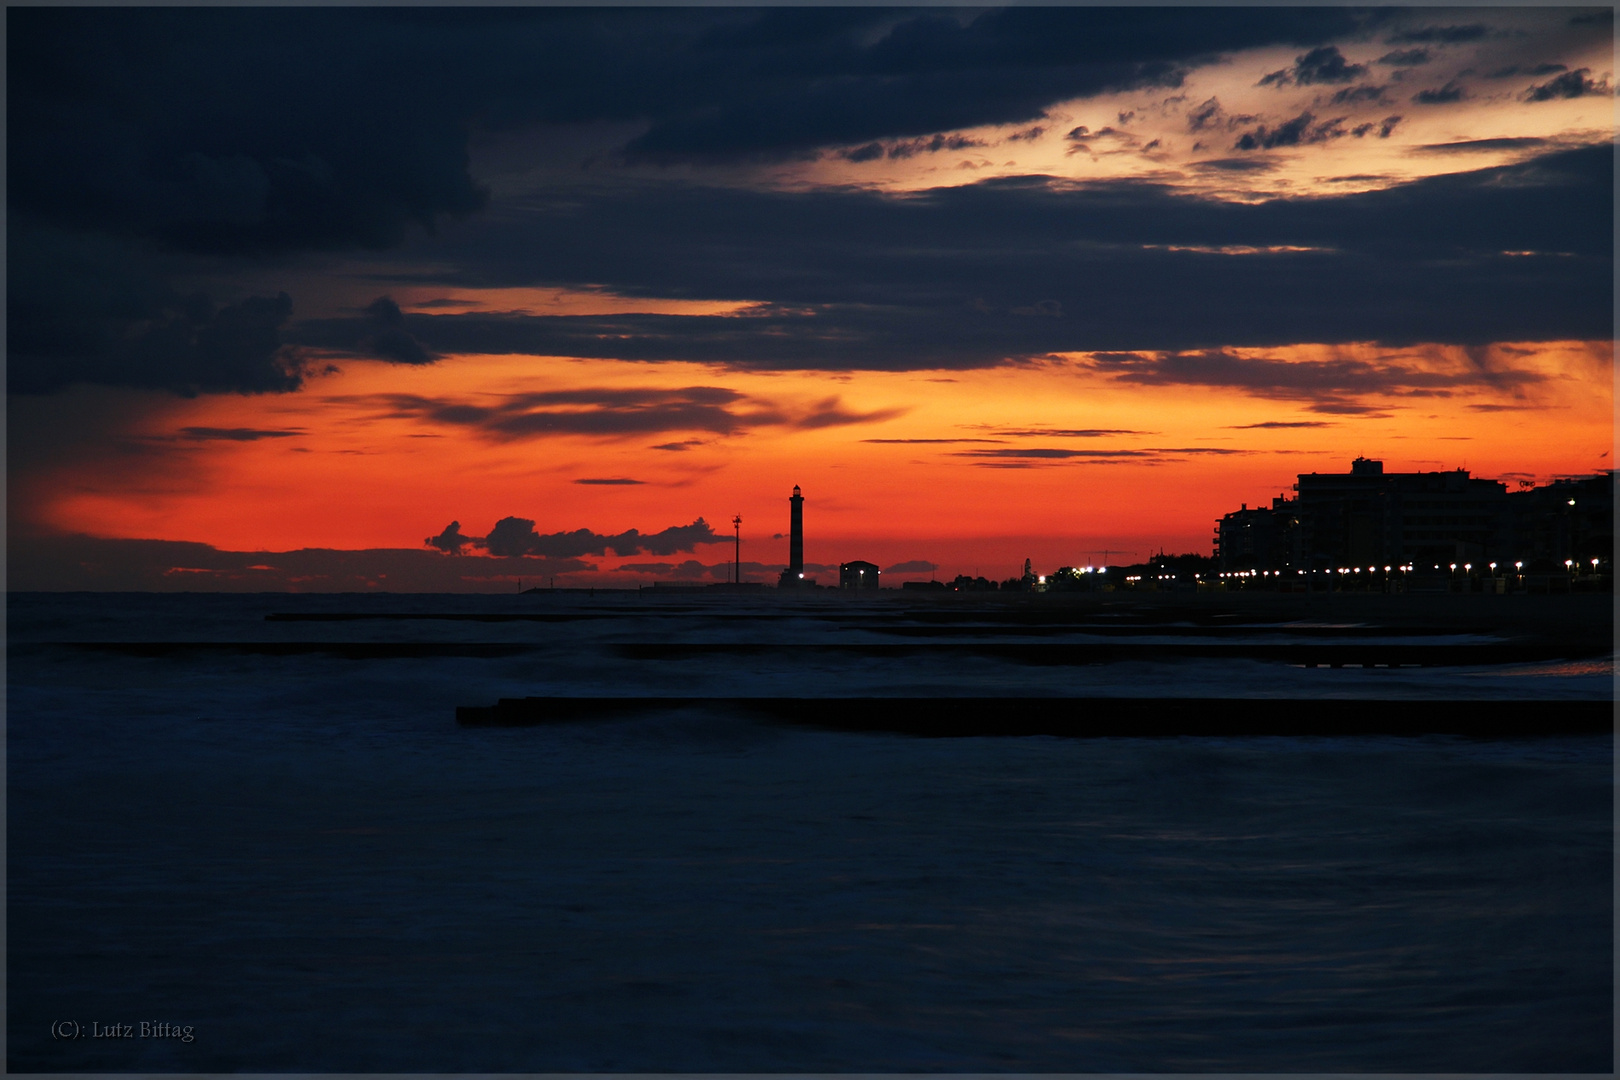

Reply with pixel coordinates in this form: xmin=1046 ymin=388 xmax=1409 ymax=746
xmin=1384 ymin=566 xmax=1391 ymax=572
xmin=1515 ymin=561 xmax=1523 ymax=570
xmin=1568 ymin=499 xmax=1576 ymax=506
xmin=1565 ymin=560 xmax=1573 ymax=568
xmin=1464 ymin=563 xmax=1471 ymax=572
xmin=1592 ymin=559 xmax=1600 ymax=568
xmin=1489 ymin=563 xmax=1496 ymax=571
xmin=1450 ymin=563 xmax=1457 ymax=571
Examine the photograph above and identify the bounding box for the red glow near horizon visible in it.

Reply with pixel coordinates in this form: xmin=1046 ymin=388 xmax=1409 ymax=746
xmin=19 ymin=338 xmax=1611 ymax=583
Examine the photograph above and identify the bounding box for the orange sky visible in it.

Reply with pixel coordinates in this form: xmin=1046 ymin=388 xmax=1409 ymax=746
xmin=18 ymin=337 xmax=1610 ymax=582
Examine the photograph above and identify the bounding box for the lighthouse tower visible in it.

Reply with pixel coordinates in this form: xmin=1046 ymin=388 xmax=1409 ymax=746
xmin=779 ymin=485 xmax=806 ymax=587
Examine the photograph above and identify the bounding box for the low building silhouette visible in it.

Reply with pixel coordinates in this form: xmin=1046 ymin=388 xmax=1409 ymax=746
xmin=839 ymin=561 xmax=880 ymax=590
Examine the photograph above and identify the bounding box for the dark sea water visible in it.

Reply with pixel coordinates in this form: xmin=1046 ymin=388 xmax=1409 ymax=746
xmin=7 ymin=592 xmax=1613 ymax=1071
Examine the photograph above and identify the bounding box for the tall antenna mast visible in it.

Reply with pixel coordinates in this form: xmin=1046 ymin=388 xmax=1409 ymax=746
xmin=732 ymin=514 xmax=742 ymax=584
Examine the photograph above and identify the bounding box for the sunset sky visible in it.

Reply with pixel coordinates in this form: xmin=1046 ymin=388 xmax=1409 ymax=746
xmin=8 ymin=7 xmax=1613 ymax=590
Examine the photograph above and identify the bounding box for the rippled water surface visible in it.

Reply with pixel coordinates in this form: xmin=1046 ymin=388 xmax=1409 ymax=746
xmin=8 ymin=592 xmax=1612 ymax=1071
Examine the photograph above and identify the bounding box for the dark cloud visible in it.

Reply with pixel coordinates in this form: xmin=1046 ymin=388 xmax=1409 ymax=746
xmin=1258 ymin=46 xmax=1367 ymax=88
xmin=5 ymin=6 xmax=1393 ymax=399
xmin=413 ymin=297 xmax=482 ymax=309
xmin=1349 ymin=116 xmax=1403 ymax=139
xmin=360 ymin=297 xmax=436 ymax=365
xmin=354 ymin=387 xmax=774 ymax=438
xmin=1523 ymin=68 xmax=1610 ymax=102
xmin=1234 ymin=112 xmax=1346 ymax=150
xmin=1412 ymin=136 xmax=1548 ymax=154
xmin=344 ymin=387 xmax=898 ymax=440
xmin=884 ymin=560 xmax=939 ymax=573
xmin=10 ymin=7 xmax=1391 ymax=240
xmin=956 ymin=448 xmax=1156 ymax=460
xmin=623 ymin=8 xmax=1392 ymax=161
xmin=1192 ymin=157 xmax=1280 ymax=173
xmin=1187 ymin=96 xmax=1224 ymax=132
xmin=1289 ymin=45 xmax=1368 ymax=85
xmin=426 ymin=520 xmax=473 ymax=554
xmin=1079 ymin=348 xmax=1547 ymax=412
xmin=1305 ymin=402 xmax=1391 ymax=416
xmin=305 ymin=144 xmax=1610 ymax=363
xmin=9 ymin=219 xmax=306 ymax=394
xmin=1377 ymin=48 xmax=1432 ymax=67
xmin=8 ymin=8 xmax=1599 ymax=400
xmin=650 ymin=439 xmax=708 ymax=452
xmin=178 ymin=426 xmax=303 ymax=441
xmin=1412 ymin=81 xmax=1466 ymax=105
xmin=1228 ymin=421 xmax=1334 ymax=429
xmin=1330 ymin=84 xmax=1388 ymax=105
xmin=1385 ymin=25 xmax=1490 ymax=45
xmin=840 ymin=132 xmax=988 ymax=162
xmin=573 ymin=478 xmax=646 ymax=485
xmin=476 ymin=516 xmax=721 ymax=559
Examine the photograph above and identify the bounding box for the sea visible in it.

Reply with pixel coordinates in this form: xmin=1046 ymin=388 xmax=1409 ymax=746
xmin=6 ymin=590 xmax=1613 ymax=1072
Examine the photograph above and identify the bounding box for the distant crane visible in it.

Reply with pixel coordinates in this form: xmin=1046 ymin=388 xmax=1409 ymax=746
xmin=732 ymin=514 xmax=743 ymax=584
xmin=1087 ymin=549 xmax=1137 ymax=566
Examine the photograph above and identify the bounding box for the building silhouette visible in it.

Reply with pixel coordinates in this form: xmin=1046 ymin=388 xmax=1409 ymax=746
xmin=1214 ymin=500 xmax=1293 ymax=574
xmin=778 ymin=485 xmax=808 ymax=588
xmin=839 ymin=561 xmax=880 ymax=590
xmin=1506 ymin=472 xmax=1614 ymax=569
xmin=1216 ymin=458 xmax=1614 ymax=583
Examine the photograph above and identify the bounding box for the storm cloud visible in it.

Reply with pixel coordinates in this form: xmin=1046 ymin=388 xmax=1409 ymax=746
xmin=300 ymin=144 xmax=1612 ymax=366
xmin=7 ymin=8 xmax=1611 ymax=400
xmin=346 ymin=387 xmax=899 ymax=440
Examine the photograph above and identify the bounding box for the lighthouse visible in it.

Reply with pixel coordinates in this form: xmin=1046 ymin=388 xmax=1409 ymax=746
xmin=778 ymin=485 xmax=806 ymax=587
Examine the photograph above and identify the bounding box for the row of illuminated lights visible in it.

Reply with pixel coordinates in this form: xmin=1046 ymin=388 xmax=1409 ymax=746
xmin=1221 ymin=558 xmax=1604 ymax=578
